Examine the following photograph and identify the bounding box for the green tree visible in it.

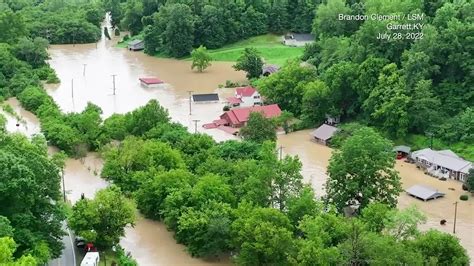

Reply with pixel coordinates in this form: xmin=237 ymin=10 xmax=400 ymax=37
xmin=384 ymin=205 xmax=427 ymax=241
xmin=326 ymin=127 xmax=402 ymax=212
xmin=257 ymin=60 xmax=316 ymax=116
xmin=287 ymin=186 xmax=321 ymax=227
xmin=413 ymin=230 xmax=470 ymax=265
xmin=233 ymin=47 xmax=264 ymax=79
xmin=101 ymin=137 xmax=185 ymax=192
xmin=135 ymin=170 xmax=196 ymax=220
xmin=301 ymin=80 xmax=330 ymax=126
xmin=176 ymin=201 xmax=233 ymax=257
xmin=156 ymin=3 xmax=195 ymax=57
xmin=231 ymin=206 xmax=295 ymax=265
xmin=122 ymin=0 xmax=144 ymax=36
xmin=407 ymin=80 xmax=441 ymax=133
xmin=13 ymin=37 xmax=49 ymax=68
xmin=360 ymin=202 xmax=390 ymax=233
xmin=0 ymin=237 xmax=38 ymax=265
xmin=239 ymin=111 xmax=276 ymax=143
xmin=191 ymin=45 xmax=212 ymax=72
xmin=195 ymin=5 xmax=226 ymax=48
xmin=0 ymin=133 xmax=65 ymax=260
xmin=69 ymin=186 xmax=136 ymax=249
xmin=312 ymin=0 xmax=351 ymax=39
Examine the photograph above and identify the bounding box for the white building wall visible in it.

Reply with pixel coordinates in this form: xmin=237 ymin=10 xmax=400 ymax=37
xmin=236 ymin=91 xmax=262 ymax=107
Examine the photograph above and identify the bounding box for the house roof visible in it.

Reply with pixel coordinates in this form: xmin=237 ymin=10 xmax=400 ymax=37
xmin=139 ymin=77 xmax=163 ymax=85
xmin=393 ymin=145 xmax=411 ymax=154
xmin=411 ymin=148 xmax=472 ymax=174
xmin=222 ymin=104 xmax=281 ymax=124
xmin=406 ymin=185 xmax=445 ymax=201
xmin=192 ymin=93 xmax=219 ymax=102
xmin=235 ymin=86 xmax=257 ymax=97
xmin=310 ymin=124 xmax=338 ymax=141
xmin=226 ymin=97 xmax=242 ymax=105
xmin=128 ymin=39 xmax=143 ymax=45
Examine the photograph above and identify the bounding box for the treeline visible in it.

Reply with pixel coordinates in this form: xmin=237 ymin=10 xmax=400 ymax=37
xmin=103 ymin=0 xmax=319 ymax=57
xmin=256 ymin=0 xmax=473 ymax=157
xmin=1 ymin=0 xmax=102 ymax=44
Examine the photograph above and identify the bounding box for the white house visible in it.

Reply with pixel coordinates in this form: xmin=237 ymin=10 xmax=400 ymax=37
xmin=411 ymin=148 xmax=472 ymax=182
xmin=235 ymin=86 xmax=262 ymax=107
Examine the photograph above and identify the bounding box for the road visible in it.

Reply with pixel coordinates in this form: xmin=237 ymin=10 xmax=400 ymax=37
xmin=49 ymin=225 xmax=78 ymax=266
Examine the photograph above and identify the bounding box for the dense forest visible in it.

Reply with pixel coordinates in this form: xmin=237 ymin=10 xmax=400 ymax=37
xmin=0 ymin=0 xmax=472 ymax=265
xmin=104 ymin=0 xmax=318 ymax=56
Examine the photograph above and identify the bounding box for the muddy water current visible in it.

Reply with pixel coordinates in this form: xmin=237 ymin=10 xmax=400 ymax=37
xmin=2 ymin=17 xmax=471 ymax=264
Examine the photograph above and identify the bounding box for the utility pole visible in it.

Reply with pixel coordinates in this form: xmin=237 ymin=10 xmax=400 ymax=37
xmin=71 ymin=78 xmax=74 ymax=99
xmin=279 ymin=145 xmax=284 ymax=160
xmin=111 ymin=74 xmax=117 ymax=95
xmin=192 ymin=119 xmax=200 ymax=134
xmin=187 ymin=90 xmax=193 ymax=115
xmin=83 ymin=64 xmax=87 ymax=76
xmin=62 ymin=171 xmax=66 ymax=202
xmin=453 ymin=201 xmax=458 ymax=234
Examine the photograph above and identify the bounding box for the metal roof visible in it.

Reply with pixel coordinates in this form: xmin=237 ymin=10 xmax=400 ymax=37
xmin=406 ymin=185 xmax=445 ymax=201
xmin=310 ymin=124 xmax=338 ymax=141
xmin=192 ymin=93 xmax=219 ymax=102
xmin=393 ymin=145 xmax=411 ymax=154
xmin=412 ymin=148 xmax=472 ymax=174
xmin=128 ymin=39 xmax=143 ymax=45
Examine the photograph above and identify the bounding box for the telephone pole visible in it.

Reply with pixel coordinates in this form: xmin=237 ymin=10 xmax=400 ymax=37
xmin=62 ymin=171 xmax=66 ymax=202
xmin=111 ymin=74 xmax=117 ymax=95
xmin=278 ymin=145 xmax=284 ymax=160
xmin=83 ymin=64 xmax=87 ymax=76
xmin=187 ymin=90 xmax=193 ymax=115
xmin=71 ymin=78 xmax=74 ymax=99
xmin=192 ymin=119 xmax=200 ymax=134
xmin=453 ymin=201 xmax=458 ymax=234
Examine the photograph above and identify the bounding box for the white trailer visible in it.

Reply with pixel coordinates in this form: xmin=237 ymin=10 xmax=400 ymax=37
xmin=80 ymin=252 xmax=100 ymax=266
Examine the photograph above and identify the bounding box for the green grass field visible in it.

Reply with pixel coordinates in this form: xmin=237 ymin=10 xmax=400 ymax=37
xmin=207 ymin=34 xmax=304 ymax=66
xmin=117 ymin=34 xmax=304 ymax=66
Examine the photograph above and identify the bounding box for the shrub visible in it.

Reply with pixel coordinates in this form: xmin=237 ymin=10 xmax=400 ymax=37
xmin=123 ymin=35 xmax=130 ymax=41
xmin=460 ymin=195 xmax=468 ymax=201
xmin=223 ymin=106 xmax=230 ymax=111
xmin=114 ymin=28 xmax=120 ymax=36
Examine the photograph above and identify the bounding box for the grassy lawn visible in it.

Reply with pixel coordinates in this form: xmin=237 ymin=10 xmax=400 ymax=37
xmin=116 ymin=34 xmax=304 ymax=66
xmin=394 ymin=134 xmax=474 ymax=161
xmin=207 ymin=34 xmax=304 ymax=66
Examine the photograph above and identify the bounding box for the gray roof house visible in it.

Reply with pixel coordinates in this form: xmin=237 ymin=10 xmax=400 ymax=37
xmin=310 ymin=124 xmax=338 ymax=145
xmin=192 ymin=93 xmax=219 ymax=103
xmin=282 ymin=33 xmax=315 ymax=47
xmin=411 ymin=148 xmax=472 ymax=182
xmin=406 ymin=185 xmax=445 ymax=201
xmin=128 ymin=39 xmax=144 ymax=51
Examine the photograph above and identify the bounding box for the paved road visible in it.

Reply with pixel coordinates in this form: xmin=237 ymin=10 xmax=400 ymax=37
xmin=49 ymin=225 xmax=78 ymax=266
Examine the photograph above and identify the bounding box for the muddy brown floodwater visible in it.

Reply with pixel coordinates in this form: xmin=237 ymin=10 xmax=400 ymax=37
xmin=4 ymin=14 xmax=470 ymax=264
xmin=278 ymin=130 xmax=474 ymax=261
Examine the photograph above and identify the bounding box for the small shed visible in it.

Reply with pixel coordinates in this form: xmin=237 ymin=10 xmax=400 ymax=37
xmin=310 ymin=124 xmax=338 ymax=145
xmin=394 ymin=145 xmax=411 ymax=159
xmin=192 ymin=93 xmax=219 ymax=103
xmin=262 ymin=64 xmax=280 ymax=76
xmin=406 ymin=185 xmax=445 ymax=201
xmin=128 ymin=40 xmax=144 ymax=51
xmin=139 ymin=77 xmax=164 ymax=87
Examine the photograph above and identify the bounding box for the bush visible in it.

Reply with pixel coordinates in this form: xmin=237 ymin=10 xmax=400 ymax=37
xmin=460 ymin=195 xmax=468 ymax=201
xmin=223 ymin=106 xmax=230 ymax=111
xmin=46 ymin=72 xmax=60 ymax=84
xmin=114 ymin=28 xmax=120 ymax=36
xmin=123 ymin=35 xmax=130 ymax=41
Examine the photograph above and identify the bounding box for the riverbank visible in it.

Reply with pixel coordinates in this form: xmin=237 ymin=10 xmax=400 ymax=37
xmin=117 ymin=34 xmax=304 ymax=66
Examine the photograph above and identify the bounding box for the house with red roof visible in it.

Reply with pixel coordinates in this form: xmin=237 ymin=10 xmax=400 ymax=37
xmin=139 ymin=77 xmax=164 ymax=87
xmin=219 ymin=104 xmax=281 ymax=128
xmin=234 ymin=86 xmax=262 ymax=107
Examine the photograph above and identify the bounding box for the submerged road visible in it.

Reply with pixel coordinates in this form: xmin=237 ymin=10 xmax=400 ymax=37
xmin=49 ymin=224 xmax=77 ymax=266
